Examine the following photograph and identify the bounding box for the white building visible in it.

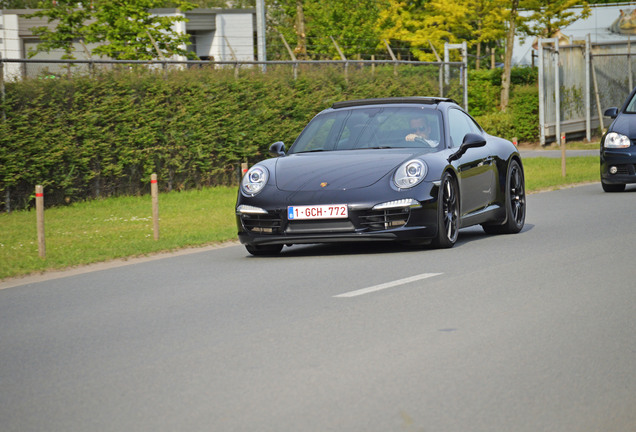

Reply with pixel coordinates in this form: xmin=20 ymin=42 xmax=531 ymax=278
xmin=0 ymin=8 xmax=256 ymax=79
xmin=513 ymin=2 xmax=636 ymax=65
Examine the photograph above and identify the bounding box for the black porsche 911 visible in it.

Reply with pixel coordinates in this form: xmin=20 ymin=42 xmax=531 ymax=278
xmin=601 ymin=86 xmax=636 ymax=192
xmin=236 ymin=97 xmax=525 ymax=256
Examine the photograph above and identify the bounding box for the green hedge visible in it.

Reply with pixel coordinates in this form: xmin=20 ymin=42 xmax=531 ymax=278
xmin=0 ymin=65 xmax=535 ymax=211
xmin=474 ymin=85 xmax=539 ymax=141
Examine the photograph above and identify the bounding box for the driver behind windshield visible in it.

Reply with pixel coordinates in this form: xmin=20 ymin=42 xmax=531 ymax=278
xmin=406 ymin=117 xmax=437 ymax=147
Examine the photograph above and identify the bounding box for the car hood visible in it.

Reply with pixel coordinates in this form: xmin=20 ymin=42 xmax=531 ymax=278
xmin=274 ymin=150 xmax=416 ymax=192
xmin=611 ymin=113 xmax=636 ymax=138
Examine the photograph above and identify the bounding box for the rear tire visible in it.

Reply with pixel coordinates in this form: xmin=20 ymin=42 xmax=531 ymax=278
xmin=431 ymin=172 xmax=459 ymax=249
xmin=601 ymin=181 xmax=625 ymax=192
xmin=482 ymin=159 xmax=525 ymax=235
xmin=245 ymin=244 xmax=283 ymax=256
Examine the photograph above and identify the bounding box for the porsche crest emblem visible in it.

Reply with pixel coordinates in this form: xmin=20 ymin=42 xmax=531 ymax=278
xmin=320 ymin=182 xmax=328 ymax=188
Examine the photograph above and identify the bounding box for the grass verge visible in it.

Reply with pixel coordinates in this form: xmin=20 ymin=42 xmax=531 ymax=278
xmin=0 ymin=155 xmax=600 ymax=281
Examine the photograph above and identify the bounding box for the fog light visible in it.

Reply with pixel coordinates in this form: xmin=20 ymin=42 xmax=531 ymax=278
xmin=609 ymin=166 xmax=618 ymax=175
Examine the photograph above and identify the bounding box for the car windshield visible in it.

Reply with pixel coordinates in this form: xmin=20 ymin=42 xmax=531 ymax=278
xmin=288 ymin=106 xmax=443 ymax=154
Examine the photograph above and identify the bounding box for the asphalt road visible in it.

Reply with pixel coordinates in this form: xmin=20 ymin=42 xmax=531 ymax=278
xmin=1 ymin=183 xmax=635 ymax=432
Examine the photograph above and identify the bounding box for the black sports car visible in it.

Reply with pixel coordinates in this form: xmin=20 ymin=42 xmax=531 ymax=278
xmin=236 ymin=97 xmax=525 ymax=255
xmin=601 ymin=86 xmax=636 ymax=192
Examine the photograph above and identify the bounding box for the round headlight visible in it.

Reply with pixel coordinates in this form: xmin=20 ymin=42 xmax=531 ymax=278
xmin=604 ymin=132 xmax=631 ymax=148
xmin=394 ymin=159 xmax=427 ymax=189
xmin=241 ymin=166 xmax=269 ymax=196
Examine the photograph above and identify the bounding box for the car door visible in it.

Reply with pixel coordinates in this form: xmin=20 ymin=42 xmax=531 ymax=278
xmin=447 ymin=108 xmax=496 ymax=216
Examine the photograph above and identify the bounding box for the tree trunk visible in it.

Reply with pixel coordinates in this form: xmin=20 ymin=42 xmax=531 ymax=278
xmin=294 ymin=0 xmax=308 ymax=59
xmin=476 ymin=41 xmax=481 ymax=70
xmin=501 ymin=0 xmax=519 ymax=111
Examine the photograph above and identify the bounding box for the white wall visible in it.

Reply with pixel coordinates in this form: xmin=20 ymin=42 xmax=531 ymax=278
xmin=1 ymin=13 xmax=23 ymax=80
xmin=211 ymin=13 xmax=254 ymax=62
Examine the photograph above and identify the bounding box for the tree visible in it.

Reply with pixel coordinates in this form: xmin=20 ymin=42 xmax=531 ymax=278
xmin=85 ymin=0 xmax=196 ymax=60
xmin=377 ymin=0 xmax=507 ymax=63
xmin=377 ymin=0 xmax=431 ymax=60
xmin=270 ymin=0 xmax=385 ymax=60
xmin=26 ymin=0 xmax=93 ymax=60
xmin=303 ymin=0 xmax=384 ymax=59
xmin=501 ymin=0 xmax=519 ymax=111
xmin=27 ymin=0 xmax=196 ymax=61
xmin=518 ymin=0 xmax=592 ymax=40
xmin=470 ymin=0 xmax=508 ymax=69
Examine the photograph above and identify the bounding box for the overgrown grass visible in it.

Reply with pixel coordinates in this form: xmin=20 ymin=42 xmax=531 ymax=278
xmin=0 ymin=156 xmax=600 ymax=281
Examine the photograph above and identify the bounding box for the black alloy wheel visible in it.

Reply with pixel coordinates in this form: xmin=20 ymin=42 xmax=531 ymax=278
xmin=483 ymin=159 xmax=525 ymax=234
xmin=245 ymin=244 xmax=283 ymax=256
xmin=432 ymin=172 xmax=459 ymax=248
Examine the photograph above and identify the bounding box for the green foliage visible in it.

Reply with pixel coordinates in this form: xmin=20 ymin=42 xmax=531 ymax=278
xmin=26 ymin=0 xmax=195 ymax=61
xmin=87 ymin=0 xmax=195 ymax=60
xmin=270 ymin=0 xmax=385 ymax=60
xmin=510 ymin=66 xmax=538 ymax=85
xmin=0 ymin=65 xmax=441 ymax=211
xmin=27 ymin=0 xmax=93 ymax=60
xmin=474 ymin=84 xmax=539 ymax=141
xmin=468 ymin=66 xmax=537 ymax=117
xmin=378 ymin=0 xmax=508 ymax=62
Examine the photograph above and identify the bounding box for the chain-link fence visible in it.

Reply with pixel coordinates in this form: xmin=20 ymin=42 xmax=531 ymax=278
xmin=538 ymin=35 xmax=636 ymax=144
xmin=1 ymin=58 xmax=468 ymax=106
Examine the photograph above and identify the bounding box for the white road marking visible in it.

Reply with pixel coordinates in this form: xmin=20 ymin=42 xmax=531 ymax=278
xmin=334 ymin=273 xmax=443 ymax=298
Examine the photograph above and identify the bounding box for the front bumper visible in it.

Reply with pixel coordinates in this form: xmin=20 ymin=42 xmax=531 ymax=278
xmin=236 ymin=183 xmax=439 ymax=246
xmin=601 ymin=148 xmax=636 ymax=184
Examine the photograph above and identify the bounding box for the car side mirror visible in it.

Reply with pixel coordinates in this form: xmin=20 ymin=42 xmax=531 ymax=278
xmin=604 ymin=107 xmax=618 ymax=119
xmin=448 ymin=133 xmax=486 ymax=162
xmin=269 ymin=141 xmax=286 ymax=157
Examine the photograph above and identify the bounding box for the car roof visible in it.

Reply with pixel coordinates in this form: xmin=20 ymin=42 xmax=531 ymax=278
xmin=331 ymin=97 xmax=459 ymax=110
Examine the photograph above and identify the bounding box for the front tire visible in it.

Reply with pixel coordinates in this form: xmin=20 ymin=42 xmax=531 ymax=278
xmin=482 ymin=159 xmax=525 ymax=235
xmin=431 ymin=172 xmax=459 ymax=248
xmin=601 ymin=181 xmax=625 ymax=192
xmin=245 ymin=244 xmax=283 ymax=256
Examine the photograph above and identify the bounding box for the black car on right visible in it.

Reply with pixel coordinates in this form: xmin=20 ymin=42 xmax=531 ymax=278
xmin=601 ymin=86 xmax=636 ymax=192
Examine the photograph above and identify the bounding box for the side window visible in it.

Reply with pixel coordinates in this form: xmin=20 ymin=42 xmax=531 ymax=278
xmin=626 ymin=93 xmax=636 ymax=113
xmin=448 ymin=109 xmax=481 ymax=148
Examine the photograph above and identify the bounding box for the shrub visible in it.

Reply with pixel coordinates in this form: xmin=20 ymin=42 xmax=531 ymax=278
xmin=0 ymin=65 xmax=444 ymax=210
xmin=474 ymin=84 xmax=539 ymax=142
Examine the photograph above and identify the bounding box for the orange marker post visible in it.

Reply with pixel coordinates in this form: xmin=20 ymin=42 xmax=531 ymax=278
xmin=560 ymin=133 xmax=567 ymax=178
xmin=35 ymin=185 xmax=45 ymax=259
xmin=151 ymin=174 xmax=159 ymax=241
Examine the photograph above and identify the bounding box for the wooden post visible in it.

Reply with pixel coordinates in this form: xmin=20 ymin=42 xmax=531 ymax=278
xmin=330 ymin=36 xmax=348 ymax=83
xmin=384 ymin=39 xmax=398 ymax=77
xmin=151 ymin=174 xmax=159 ymax=241
xmin=561 ymin=133 xmax=567 ymax=178
xmin=241 ymin=162 xmax=248 ymax=177
xmin=35 ymin=185 xmax=45 ymax=259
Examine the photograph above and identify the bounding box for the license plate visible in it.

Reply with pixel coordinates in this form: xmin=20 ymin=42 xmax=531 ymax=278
xmin=288 ymin=204 xmax=348 ymax=220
